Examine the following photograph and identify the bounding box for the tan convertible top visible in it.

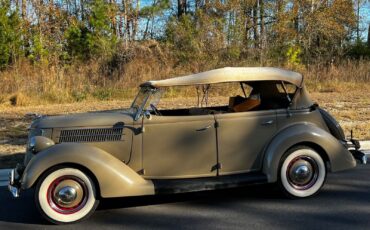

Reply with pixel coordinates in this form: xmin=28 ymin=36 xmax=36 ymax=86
xmin=141 ymin=67 xmax=303 ymax=88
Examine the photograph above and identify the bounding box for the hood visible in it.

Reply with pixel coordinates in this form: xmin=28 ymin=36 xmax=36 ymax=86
xmin=30 ymin=110 xmax=134 ymax=129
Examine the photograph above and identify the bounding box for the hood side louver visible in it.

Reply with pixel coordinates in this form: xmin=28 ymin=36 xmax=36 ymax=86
xmin=59 ymin=127 xmax=124 ymax=143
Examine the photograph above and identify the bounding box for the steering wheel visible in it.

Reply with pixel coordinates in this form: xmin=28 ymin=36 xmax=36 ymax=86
xmin=150 ymin=104 xmax=162 ymax=116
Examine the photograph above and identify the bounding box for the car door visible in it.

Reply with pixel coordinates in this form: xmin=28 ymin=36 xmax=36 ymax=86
xmin=141 ymin=114 xmax=217 ymax=178
xmin=214 ymin=110 xmax=277 ymax=175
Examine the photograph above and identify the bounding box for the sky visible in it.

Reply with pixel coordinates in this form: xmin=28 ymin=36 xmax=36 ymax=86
xmin=360 ymin=3 xmax=370 ymax=40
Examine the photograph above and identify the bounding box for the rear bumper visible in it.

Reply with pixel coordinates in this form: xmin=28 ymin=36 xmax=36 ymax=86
xmin=349 ymin=149 xmax=367 ymax=165
xmin=344 ymin=139 xmax=367 ymax=164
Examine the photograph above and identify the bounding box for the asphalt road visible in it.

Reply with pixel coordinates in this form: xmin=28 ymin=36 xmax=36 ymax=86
xmin=0 ymin=163 xmax=369 ymax=230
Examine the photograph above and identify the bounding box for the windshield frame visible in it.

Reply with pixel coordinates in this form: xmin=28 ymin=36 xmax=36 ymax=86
xmin=131 ymin=86 xmax=162 ymax=120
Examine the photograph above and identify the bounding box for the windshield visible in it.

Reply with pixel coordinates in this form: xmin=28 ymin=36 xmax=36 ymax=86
xmin=131 ymin=87 xmax=150 ymax=113
xmin=130 ymin=87 xmax=163 ymax=119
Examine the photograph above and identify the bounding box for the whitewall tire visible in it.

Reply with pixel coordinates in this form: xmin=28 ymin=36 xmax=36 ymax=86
xmin=278 ymin=146 xmax=326 ymax=198
xmin=35 ymin=167 xmax=99 ymax=224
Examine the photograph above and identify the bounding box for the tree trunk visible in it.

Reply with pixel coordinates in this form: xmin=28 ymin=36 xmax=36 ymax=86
xmin=109 ymin=0 xmax=117 ymax=36
xmin=132 ymin=0 xmax=140 ymax=40
xmin=21 ymin=0 xmax=27 ymax=19
xmin=195 ymin=0 xmax=201 ymax=10
xmin=259 ymin=0 xmax=264 ymax=48
xmin=276 ymin=0 xmax=283 ymax=22
xmin=49 ymin=0 xmax=54 ymax=34
xmin=292 ymin=1 xmax=299 ymax=32
xmin=81 ymin=0 xmax=85 ymax=21
xmin=119 ymin=14 xmax=124 ymax=39
xmin=123 ymin=0 xmax=129 ymax=47
xmin=368 ymin=24 xmax=370 ymax=48
xmin=244 ymin=7 xmax=252 ymax=47
xmin=252 ymin=1 xmax=259 ymax=48
xmin=143 ymin=18 xmax=150 ymax=40
xmin=356 ymin=0 xmax=360 ymax=40
xmin=177 ymin=0 xmax=187 ymax=18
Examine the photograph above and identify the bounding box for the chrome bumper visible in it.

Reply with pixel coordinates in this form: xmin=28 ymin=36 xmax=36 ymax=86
xmin=344 ymin=139 xmax=367 ymax=165
xmin=350 ymin=149 xmax=367 ymax=165
xmin=8 ymin=168 xmax=20 ymax=198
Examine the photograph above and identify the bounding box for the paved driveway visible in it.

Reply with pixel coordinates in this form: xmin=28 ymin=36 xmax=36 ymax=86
xmin=0 ymin=163 xmax=369 ymax=230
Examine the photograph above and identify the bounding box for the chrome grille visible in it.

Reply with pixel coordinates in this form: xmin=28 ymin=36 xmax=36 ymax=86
xmin=59 ymin=128 xmax=124 ymax=143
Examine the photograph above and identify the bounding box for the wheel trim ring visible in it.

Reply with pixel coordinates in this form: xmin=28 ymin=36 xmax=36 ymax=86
xmin=47 ymin=175 xmax=89 ymax=215
xmin=286 ymin=156 xmax=319 ymax=191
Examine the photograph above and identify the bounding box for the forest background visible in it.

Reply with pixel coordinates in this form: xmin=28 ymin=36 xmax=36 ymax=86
xmin=1 ymin=0 xmax=370 ymax=165
xmin=0 ymin=0 xmax=369 ymax=105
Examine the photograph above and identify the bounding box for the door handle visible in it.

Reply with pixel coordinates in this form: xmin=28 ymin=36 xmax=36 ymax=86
xmin=196 ymin=125 xmax=212 ymax=131
xmin=261 ymin=120 xmax=274 ymax=126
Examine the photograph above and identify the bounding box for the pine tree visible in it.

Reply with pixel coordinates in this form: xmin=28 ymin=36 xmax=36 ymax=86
xmin=0 ymin=1 xmax=23 ymax=68
xmin=87 ymin=0 xmax=117 ymax=58
xmin=65 ymin=0 xmax=117 ymax=60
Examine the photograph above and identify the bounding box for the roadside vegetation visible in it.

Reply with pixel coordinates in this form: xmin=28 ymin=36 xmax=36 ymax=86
xmin=0 ymin=0 xmax=369 ymax=106
xmin=0 ymin=1 xmax=370 ymax=167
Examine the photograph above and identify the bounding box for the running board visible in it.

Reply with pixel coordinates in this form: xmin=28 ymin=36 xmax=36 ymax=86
xmin=152 ymin=172 xmax=267 ymax=195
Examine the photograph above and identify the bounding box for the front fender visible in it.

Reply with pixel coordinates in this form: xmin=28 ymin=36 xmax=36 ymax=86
xmin=263 ymin=123 xmax=356 ymax=183
xmin=21 ymin=143 xmax=154 ymax=198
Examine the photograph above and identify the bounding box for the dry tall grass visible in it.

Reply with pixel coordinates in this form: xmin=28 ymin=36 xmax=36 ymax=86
xmin=303 ymin=61 xmax=370 ymax=92
xmin=0 ymin=42 xmax=369 ymax=107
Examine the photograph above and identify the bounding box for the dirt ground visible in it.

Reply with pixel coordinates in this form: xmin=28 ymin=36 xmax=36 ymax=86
xmin=0 ymin=90 xmax=369 ymax=169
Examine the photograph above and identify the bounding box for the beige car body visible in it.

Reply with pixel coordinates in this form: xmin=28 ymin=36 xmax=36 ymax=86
xmin=11 ymin=67 xmax=359 ymax=199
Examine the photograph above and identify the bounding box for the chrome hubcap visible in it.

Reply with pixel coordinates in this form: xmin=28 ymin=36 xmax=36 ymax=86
xmin=287 ymin=156 xmax=318 ymax=190
xmin=47 ymin=176 xmax=88 ymax=214
xmin=55 ymin=186 xmax=77 ymax=205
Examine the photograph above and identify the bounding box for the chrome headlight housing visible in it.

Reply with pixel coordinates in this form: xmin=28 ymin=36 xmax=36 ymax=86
xmin=28 ymin=137 xmax=37 ymax=150
xmin=28 ymin=128 xmax=52 ymax=139
xmin=27 ymin=128 xmax=53 ymax=153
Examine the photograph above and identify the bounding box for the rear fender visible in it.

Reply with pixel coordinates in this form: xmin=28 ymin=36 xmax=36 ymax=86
xmin=263 ymin=123 xmax=356 ymax=183
xmin=21 ymin=143 xmax=154 ymax=198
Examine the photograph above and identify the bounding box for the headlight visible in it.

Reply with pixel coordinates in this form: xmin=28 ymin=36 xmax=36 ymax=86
xmin=27 ymin=129 xmax=53 ymax=153
xmin=28 ymin=136 xmax=55 ymax=153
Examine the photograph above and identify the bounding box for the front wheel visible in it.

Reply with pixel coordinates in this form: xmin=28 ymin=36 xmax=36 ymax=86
xmin=35 ymin=167 xmax=99 ymax=224
xmin=278 ymin=146 xmax=326 ymax=198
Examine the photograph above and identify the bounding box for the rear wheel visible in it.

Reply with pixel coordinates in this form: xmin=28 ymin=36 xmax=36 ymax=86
xmin=278 ymin=146 xmax=326 ymax=198
xmin=35 ymin=167 xmax=99 ymax=224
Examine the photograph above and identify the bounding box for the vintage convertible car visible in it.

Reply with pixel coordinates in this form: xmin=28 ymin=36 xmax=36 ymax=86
xmin=8 ymin=67 xmax=367 ymax=224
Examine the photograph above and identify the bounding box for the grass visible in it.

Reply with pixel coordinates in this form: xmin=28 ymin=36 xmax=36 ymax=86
xmin=0 ymin=59 xmax=369 ymax=168
xmin=0 ymin=57 xmax=370 ymax=106
xmin=0 ymin=88 xmax=369 ymax=169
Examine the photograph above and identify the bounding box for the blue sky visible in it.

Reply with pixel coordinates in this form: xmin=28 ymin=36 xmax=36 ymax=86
xmin=360 ymin=3 xmax=370 ymax=40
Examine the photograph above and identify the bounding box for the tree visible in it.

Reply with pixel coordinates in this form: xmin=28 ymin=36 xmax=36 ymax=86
xmin=0 ymin=1 xmax=23 ymax=68
xmin=65 ymin=21 xmax=90 ymax=60
xmin=0 ymin=0 xmax=367 ymax=70
xmin=177 ymin=0 xmax=187 ymax=18
xmin=140 ymin=0 xmax=170 ymax=39
xmin=87 ymin=0 xmax=117 ymax=57
xmin=65 ymin=0 xmax=117 ymax=60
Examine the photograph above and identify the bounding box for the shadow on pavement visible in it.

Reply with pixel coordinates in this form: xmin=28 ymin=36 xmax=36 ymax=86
xmin=0 ymin=183 xmax=276 ymax=225
xmin=98 ymin=183 xmax=278 ymax=210
xmin=0 ymin=165 xmax=369 ymax=229
xmin=0 ymin=187 xmax=47 ymax=225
